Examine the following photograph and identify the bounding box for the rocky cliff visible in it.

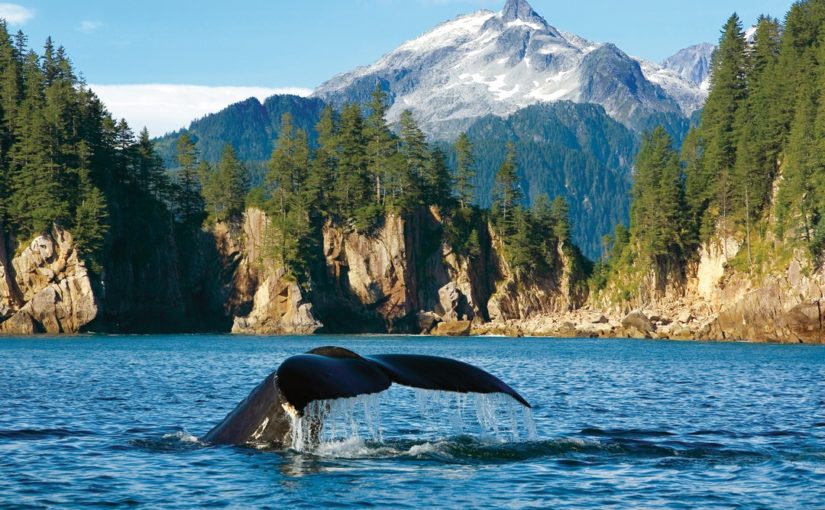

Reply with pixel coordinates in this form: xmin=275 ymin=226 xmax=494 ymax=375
xmin=229 ymin=209 xmax=321 ymax=335
xmin=3 ymin=207 xmax=817 ymax=343
xmin=227 ymin=207 xmax=586 ymax=335
xmin=0 ymin=224 xmax=97 ymax=334
xmin=524 ymin=234 xmax=825 ymax=344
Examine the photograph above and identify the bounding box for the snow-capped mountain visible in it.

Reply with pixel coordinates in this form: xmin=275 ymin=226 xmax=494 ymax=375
xmin=314 ymin=0 xmax=710 ymax=138
xmin=639 ymin=43 xmax=715 ymax=115
xmin=660 ymin=43 xmax=715 ymax=86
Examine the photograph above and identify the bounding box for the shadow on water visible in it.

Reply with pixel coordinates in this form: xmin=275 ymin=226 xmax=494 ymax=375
xmin=0 ymin=428 xmax=98 ymax=440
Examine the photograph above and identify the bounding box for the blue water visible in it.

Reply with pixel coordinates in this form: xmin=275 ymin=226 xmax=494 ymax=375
xmin=0 ymin=336 xmax=823 ymax=509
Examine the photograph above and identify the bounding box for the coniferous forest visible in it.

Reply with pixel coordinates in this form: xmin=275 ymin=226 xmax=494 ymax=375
xmin=592 ymin=3 xmax=825 ymax=303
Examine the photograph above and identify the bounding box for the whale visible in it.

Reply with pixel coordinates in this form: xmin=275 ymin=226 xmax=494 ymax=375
xmin=203 ymin=346 xmax=531 ymax=446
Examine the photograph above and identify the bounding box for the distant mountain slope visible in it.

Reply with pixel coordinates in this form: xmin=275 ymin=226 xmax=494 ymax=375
xmin=463 ymin=102 xmax=638 ymax=258
xmin=313 ymin=0 xmax=708 ymax=139
xmin=661 ymin=43 xmax=715 ymax=86
xmin=154 ymin=95 xmax=325 ymax=166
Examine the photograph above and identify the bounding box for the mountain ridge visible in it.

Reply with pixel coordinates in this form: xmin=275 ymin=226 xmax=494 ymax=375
xmin=312 ymin=0 xmax=711 ymax=138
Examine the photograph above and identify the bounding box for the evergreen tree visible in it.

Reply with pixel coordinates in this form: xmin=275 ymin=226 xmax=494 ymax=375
xmin=453 ymin=132 xmax=476 ymax=209
xmin=492 ymin=141 xmax=522 ymax=235
xmin=334 ymin=104 xmax=370 ymax=222
xmin=135 ymin=127 xmax=170 ymax=201
xmin=174 ymin=133 xmax=205 ymax=224
xmin=398 ymin=109 xmax=429 ymax=209
xmin=266 ymin=113 xmax=314 ymax=274
xmin=8 ymin=50 xmax=67 ymax=236
xmin=305 ymin=105 xmax=338 ymax=216
xmin=364 ymin=85 xmax=394 ymax=205
xmin=202 ymin=145 xmax=249 ymax=223
xmin=550 ymin=196 xmax=571 ymax=245
xmin=630 ymin=127 xmax=687 ymax=261
xmin=696 ymin=14 xmax=748 ymax=239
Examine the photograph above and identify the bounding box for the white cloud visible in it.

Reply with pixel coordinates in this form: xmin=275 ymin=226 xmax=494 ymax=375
xmin=0 ymin=3 xmax=33 ymax=25
xmin=89 ymin=84 xmax=313 ymax=137
xmin=79 ymin=20 xmax=102 ymax=33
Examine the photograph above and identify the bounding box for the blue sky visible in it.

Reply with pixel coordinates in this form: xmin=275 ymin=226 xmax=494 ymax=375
xmin=0 ymin=0 xmax=796 ymax=134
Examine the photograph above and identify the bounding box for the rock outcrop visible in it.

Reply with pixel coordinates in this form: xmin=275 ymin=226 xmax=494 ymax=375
xmin=229 ymin=209 xmax=322 ymax=335
xmin=232 ymin=269 xmax=321 ymax=335
xmin=229 ymin=207 xmax=585 ymax=335
xmin=0 ymin=227 xmax=97 ymax=334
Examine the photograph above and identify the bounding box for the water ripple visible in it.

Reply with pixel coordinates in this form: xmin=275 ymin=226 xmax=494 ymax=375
xmin=0 ymin=335 xmax=823 ymax=509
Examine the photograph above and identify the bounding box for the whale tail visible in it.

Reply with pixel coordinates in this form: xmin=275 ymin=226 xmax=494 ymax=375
xmin=204 ymin=346 xmax=531 ymax=446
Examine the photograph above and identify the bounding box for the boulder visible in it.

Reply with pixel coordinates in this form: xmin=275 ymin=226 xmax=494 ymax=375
xmin=232 ymin=270 xmax=322 ymax=335
xmin=784 ymin=302 xmax=823 ymax=344
xmin=432 ymin=320 xmax=472 ymax=337
xmin=0 ymin=227 xmax=97 ymax=335
xmin=0 ymin=310 xmax=39 ymax=335
xmin=621 ymin=311 xmax=655 ymax=338
xmin=417 ymin=311 xmax=441 ymax=333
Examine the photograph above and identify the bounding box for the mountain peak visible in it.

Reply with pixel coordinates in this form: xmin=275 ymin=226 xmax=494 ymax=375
xmin=501 ymin=0 xmax=546 ymax=24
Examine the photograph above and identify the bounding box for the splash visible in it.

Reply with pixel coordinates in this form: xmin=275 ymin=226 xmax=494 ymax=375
xmin=288 ymin=392 xmax=383 ymax=451
xmin=416 ymin=389 xmax=538 ymax=442
xmin=288 ymin=389 xmax=536 ymax=452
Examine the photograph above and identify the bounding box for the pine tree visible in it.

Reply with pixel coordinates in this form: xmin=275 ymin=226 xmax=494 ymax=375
xmin=550 ymin=196 xmax=571 ymax=246
xmin=453 ymin=132 xmax=476 ymax=209
xmin=306 ymin=105 xmax=338 ymax=216
xmin=697 ymin=14 xmax=748 ymax=240
xmin=398 ymin=109 xmax=429 ymax=209
xmin=630 ymin=127 xmax=687 ymax=261
xmin=135 ymin=127 xmax=170 ymax=201
xmin=364 ymin=85 xmax=394 ymax=205
xmin=174 ymin=133 xmax=205 ymax=225
xmin=266 ymin=113 xmax=314 ymax=274
xmin=202 ymin=144 xmax=248 ymax=223
xmin=492 ymin=141 xmax=522 ymax=236
xmin=335 ymin=104 xmax=372 ymax=225
xmin=8 ymin=50 xmax=67 ymax=236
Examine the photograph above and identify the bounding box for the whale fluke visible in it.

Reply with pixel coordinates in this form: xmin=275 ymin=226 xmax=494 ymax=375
xmin=204 ymin=346 xmax=531 ymax=446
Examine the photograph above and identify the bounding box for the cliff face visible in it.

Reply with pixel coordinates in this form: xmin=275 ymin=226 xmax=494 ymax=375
xmin=487 ymin=237 xmax=587 ymax=322
xmin=229 ymin=207 xmax=586 ymax=335
xmin=577 ymin=234 xmax=825 ymax=344
xmin=230 ymin=209 xmax=321 ymax=335
xmin=311 ymin=209 xmax=488 ymax=333
xmin=0 ymin=225 xmax=97 ymax=334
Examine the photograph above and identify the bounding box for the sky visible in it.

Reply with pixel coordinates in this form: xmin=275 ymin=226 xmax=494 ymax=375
xmin=1 ymin=0 xmax=796 ymax=135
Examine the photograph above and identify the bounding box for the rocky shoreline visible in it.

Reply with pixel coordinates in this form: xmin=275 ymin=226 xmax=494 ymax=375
xmin=2 ymin=208 xmax=823 ymax=344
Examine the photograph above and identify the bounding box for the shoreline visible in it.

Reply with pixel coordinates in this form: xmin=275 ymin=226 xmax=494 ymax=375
xmin=0 ymin=326 xmax=820 ymax=345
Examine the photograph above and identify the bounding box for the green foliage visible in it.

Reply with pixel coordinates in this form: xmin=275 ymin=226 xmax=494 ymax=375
xmin=630 ymin=127 xmax=689 ymax=262
xmin=173 ymin=134 xmax=205 ymax=225
xmin=201 ymin=144 xmax=249 ymax=223
xmin=598 ymin=0 xmax=825 ymax=294
xmin=153 ymin=95 xmax=326 ymax=167
xmin=492 ymin=142 xmax=523 ymax=236
xmin=465 ymin=102 xmax=638 ymax=259
xmin=453 ymin=133 xmax=476 ymax=208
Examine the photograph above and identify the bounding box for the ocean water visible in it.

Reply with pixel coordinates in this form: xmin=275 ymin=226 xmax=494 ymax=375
xmin=0 ymin=335 xmax=823 ymax=509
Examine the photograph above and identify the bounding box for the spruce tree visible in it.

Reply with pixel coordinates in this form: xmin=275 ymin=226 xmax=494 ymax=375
xmin=306 ymin=105 xmax=338 ymax=216
xmin=399 ymin=109 xmax=429 ymax=209
xmin=697 ymin=14 xmax=748 ymax=239
xmin=492 ymin=141 xmax=522 ymax=236
xmin=453 ymin=132 xmax=476 ymax=209
xmin=630 ymin=127 xmax=687 ymax=261
xmin=334 ymin=104 xmax=370 ymax=221
xmin=174 ymin=133 xmax=205 ymax=225
xmin=364 ymin=85 xmax=394 ymax=205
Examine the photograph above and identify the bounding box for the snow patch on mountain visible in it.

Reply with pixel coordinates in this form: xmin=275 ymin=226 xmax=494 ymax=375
xmin=314 ymin=0 xmax=709 ymax=138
